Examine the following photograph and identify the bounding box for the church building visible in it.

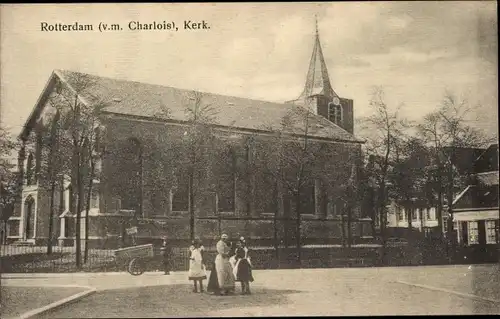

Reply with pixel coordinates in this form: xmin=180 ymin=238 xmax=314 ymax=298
xmin=5 ymin=24 xmax=372 ymax=248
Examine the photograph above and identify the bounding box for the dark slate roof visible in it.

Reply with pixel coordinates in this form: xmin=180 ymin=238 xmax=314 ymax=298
xmin=55 ymin=70 xmax=362 ymax=143
xmin=474 ymin=144 xmax=499 ymax=173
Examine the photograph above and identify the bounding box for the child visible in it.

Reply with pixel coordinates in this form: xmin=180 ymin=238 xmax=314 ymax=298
xmin=233 ymin=237 xmax=254 ymax=295
xmin=188 ymin=239 xmax=207 ymax=293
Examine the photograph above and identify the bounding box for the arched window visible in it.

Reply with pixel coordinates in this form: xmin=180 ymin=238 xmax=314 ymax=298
xmin=67 ymin=184 xmax=74 ymax=212
xmin=119 ymin=138 xmax=143 ymax=216
xmin=24 ymin=195 xmax=35 ymax=239
xmin=299 ymin=180 xmax=316 ymax=215
xmin=171 ymin=173 xmax=189 ymax=212
xmin=217 ymin=146 xmax=236 ymax=213
xmin=26 ymin=153 xmax=35 ymax=185
xmin=328 ymin=102 xmax=342 ymax=125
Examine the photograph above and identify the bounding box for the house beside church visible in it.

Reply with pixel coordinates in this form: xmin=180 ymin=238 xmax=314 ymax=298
xmin=5 ymin=26 xmax=373 ymax=248
xmin=451 ymin=144 xmax=499 ymax=262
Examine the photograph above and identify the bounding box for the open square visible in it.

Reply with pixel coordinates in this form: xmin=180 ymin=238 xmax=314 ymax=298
xmin=3 ymin=264 xmax=496 ymax=318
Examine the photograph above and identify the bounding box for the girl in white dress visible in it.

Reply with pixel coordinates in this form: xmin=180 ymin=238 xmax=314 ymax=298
xmin=188 ymin=239 xmax=207 ymax=293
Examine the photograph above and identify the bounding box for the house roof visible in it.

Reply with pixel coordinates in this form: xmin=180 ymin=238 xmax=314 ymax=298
xmin=474 ymin=144 xmax=499 ymax=173
xmin=38 ymin=70 xmax=360 ymax=143
xmin=476 ymin=171 xmax=499 ymax=186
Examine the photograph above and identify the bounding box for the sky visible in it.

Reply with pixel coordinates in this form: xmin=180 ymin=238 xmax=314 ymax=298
xmin=1 ymin=2 xmax=498 ymax=139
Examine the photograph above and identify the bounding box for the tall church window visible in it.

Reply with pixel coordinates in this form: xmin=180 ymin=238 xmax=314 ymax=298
xmin=172 ymin=173 xmax=189 ymax=212
xmin=119 ymin=138 xmax=143 ymax=216
xmin=24 ymin=195 xmax=35 ymax=239
xmin=26 ymin=153 xmax=35 ymax=185
xmin=328 ymin=102 xmax=342 ymax=125
xmin=256 ymin=172 xmax=276 ymax=215
xmin=299 ymin=180 xmax=315 ymax=215
xmin=217 ymin=147 xmax=236 ymax=213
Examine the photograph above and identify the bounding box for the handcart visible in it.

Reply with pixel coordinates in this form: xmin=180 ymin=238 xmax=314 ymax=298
xmin=114 ymin=243 xmax=155 ymax=276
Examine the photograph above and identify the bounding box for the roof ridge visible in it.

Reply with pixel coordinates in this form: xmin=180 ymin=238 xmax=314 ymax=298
xmin=58 ymin=69 xmax=296 ymax=110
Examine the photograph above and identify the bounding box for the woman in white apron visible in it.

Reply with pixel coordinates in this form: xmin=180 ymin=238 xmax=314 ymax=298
xmin=188 ymin=239 xmax=207 ymax=293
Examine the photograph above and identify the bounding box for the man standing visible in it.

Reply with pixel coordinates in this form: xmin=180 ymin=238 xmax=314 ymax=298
xmin=215 ymin=233 xmax=235 ymax=295
xmin=160 ymin=236 xmax=172 ymax=275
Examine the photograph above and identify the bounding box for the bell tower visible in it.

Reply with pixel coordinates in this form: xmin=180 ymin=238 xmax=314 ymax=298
xmin=287 ymin=17 xmax=354 ymax=134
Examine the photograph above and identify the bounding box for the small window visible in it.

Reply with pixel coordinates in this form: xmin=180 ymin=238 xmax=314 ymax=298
xmin=486 ymin=220 xmax=497 ymax=244
xmin=328 ymin=102 xmax=342 ymax=124
xmin=425 ymin=208 xmax=431 ymax=220
xmin=396 ymin=206 xmax=404 ymax=221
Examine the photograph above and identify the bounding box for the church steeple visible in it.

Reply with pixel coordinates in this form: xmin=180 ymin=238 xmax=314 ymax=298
xmin=296 ymin=16 xmax=339 ymax=102
xmin=287 ymin=17 xmax=355 ymax=134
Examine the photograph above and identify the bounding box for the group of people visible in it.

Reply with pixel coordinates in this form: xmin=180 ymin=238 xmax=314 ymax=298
xmin=187 ymin=233 xmax=254 ymax=296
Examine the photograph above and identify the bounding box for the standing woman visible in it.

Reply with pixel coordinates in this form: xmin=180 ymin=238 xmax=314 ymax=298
xmin=233 ymin=237 xmax=254 ymax=295
xmin=214 ymin=233 xmax=235 ymax=295
xmin=188 ymin=239 xmax=207 ymax=293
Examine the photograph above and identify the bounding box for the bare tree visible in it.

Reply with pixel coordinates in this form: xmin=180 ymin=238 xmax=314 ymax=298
xmin=48 ymin=73 xmax=106 ymax=268
xmin=154 ymin=91 xmax=220 ymax=240
xmin=0 ymin=127 xmax=20 ymax=229
xmin=358 ymin=87 xmax=410 ymax=256
xmin=417 ymin=92 xmax=495 ymax=243
xmin=258 ymin=105 xmax=354 ymax=263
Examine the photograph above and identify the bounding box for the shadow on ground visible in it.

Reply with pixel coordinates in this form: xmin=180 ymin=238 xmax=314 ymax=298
xmin=37 ymin=284 xmax=303 ymax=318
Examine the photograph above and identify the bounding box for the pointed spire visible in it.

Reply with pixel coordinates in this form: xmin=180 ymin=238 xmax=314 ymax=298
xmin=315 ymin=14 xmax=319 ymax=35
xmin=297 ymin=17 xmax=339 ymax=102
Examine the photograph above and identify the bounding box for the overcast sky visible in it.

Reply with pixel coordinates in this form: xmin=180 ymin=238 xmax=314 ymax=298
xmin=1 ymin=2 xmax=498 ymax=138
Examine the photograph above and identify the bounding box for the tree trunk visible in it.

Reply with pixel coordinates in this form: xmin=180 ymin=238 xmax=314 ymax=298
xmin=347 ymin=202 xmax=352 ymax=248
xmin=47 ymin=181 xmax=56 ymax=255
xmin=407 ymin=201 xmax=413 ymax=241
xmin=378 ymin=185 xmax=387 ymax=264
xmin=188 ymin=168 xmax=195 ymax=241
xmin=437 ymin=189 xmax=443 ymax=235
xmin=84 ymin=160 xmax=95 ymax=263
xmin=295 ymin=190 xmax=301 ymax=265
xmin=273 ymin=181 xmax=279 ymax=259
xmin=75 ymin=150 xmax=82 ymax=269
xmin=341 ymin=214 xmax=346 ymax=248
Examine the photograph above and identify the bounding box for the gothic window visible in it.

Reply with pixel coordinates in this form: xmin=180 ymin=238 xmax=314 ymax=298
xmin=172 ymin=173 xmax=189 ymax=212
xmin=119 ymin=138 xmax=143 ymax=215
xmin=328 ymin=102 xmax=342 ymax=125
xmin=217 ymin=147 xmax=236 ymax=213
xmin=299 ymin=180 xmax=315 ymax=215
xmin=256 ymin=172 xmax=276 ymax=215
xmin=26 ymin=153 xmax=35 ymax=185
xmin=35 ymin=129 xmax=43 ymax=182
xmin=24 ymin=195 xmax=35 ymax=239
xmin=67 ymin=184 xmax=74 ymax=212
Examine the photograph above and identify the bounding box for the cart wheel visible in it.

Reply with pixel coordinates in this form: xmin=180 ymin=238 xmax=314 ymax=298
xmin=128 ymin=258 xmax=144 ymax=276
